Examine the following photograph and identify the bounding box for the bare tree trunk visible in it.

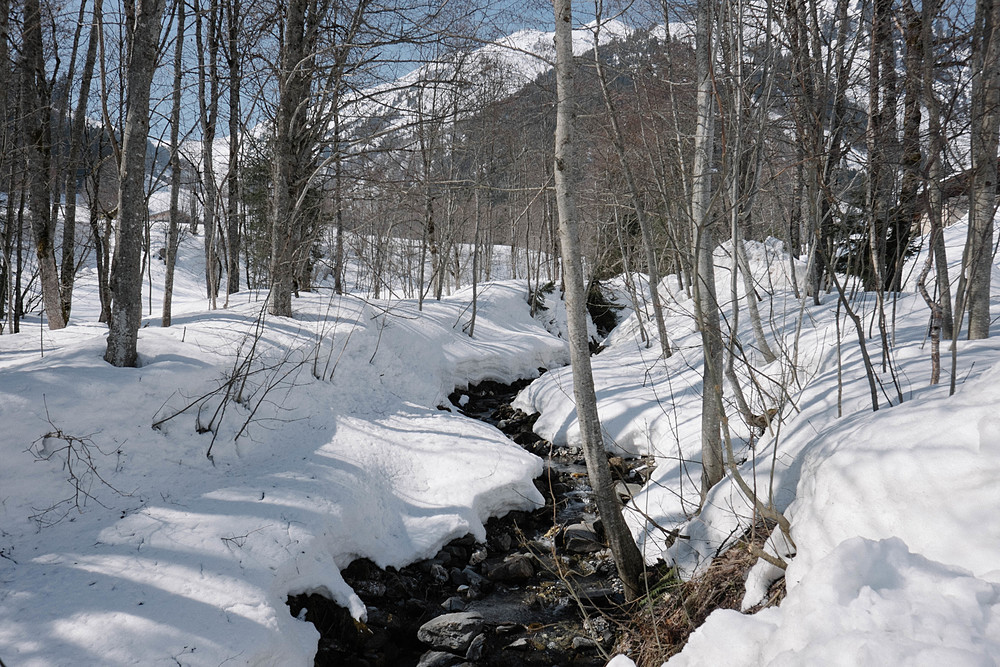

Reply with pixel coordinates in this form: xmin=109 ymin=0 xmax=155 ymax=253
xmin=268 ymin=0 xmax=310 ymax=317
xmin=552 ymin=0 xmax=645 ymax=602
xmin=225 ymin=0 xmax=241 ymax=296
xmin=105 ymin=0 xmax=165 ymax=366
xmin=966 ymin=0 xmax=1000 ymax=339
xmin=919 ymin=0 xmax=953 ymax=342
xmin=468 ymin=183 xmax=480 ymax=337
xmin=196 ymin=0 xmax=221 ymax=307
xmin=163 ymin=0 xmax=185 ymax=327
xmin=692 ymin=0 xmax=724 ymax=503
xmin=0 ymin=0 xmax=9 ymax=331
xmin=334 ymin=112 xmax=345 ymax=294
xmin=21 ymin=0 xmax=67 ymax=330
xmin=61 ymin=0 xmax=102 ymax=321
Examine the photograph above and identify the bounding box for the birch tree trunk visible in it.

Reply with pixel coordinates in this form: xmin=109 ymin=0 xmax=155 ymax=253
xmin=196 ymin=0 xmax=221 ymax=307
xmin=552 ymin=0 xmax=645 ymax=601
xmin=691 ymin=0 xmax=724 ymax=502
xmin=225 ymin=0 xmax=241 ymax=296
xmin=163 ymin=0 xmax=185 ymax=327
xmin=105 ymin=0 xmax=164 ymax=366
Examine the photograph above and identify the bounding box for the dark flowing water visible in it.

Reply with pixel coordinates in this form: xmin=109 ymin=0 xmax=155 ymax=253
xmin=288 ymin=377 xmax=653 ymax=667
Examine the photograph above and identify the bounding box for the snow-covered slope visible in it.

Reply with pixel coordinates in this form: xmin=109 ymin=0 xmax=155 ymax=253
xmin=514 ymin=219 xmax=1000 ymax=666
xmin=0 ymin=229 xmax=569 ymax=665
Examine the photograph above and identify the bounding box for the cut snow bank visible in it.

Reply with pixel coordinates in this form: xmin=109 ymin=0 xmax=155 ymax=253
xmin=0 ymin=280 xmax=568 ymax=666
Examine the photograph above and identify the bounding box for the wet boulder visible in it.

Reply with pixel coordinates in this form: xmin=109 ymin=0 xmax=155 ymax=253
xmin=486 ymin=554 xmax=534 ymax=582
xmin=562 ymin=522 xmax=604 ymax=553
xmin=417 ymin=611 xmax=485 ymax=653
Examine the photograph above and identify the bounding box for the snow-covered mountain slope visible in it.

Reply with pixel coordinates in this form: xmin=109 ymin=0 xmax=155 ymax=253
xmin=341 ymin=19 xmax=634 ymax=143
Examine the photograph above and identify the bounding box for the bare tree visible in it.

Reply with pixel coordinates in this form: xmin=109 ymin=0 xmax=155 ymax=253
xmin=105 ymin=0 xmax=165 ymax=366
xmin=268 ymin=0 xmax=313 ymax=317
xmin=163 ymin=0 xmax=185 ymax=327
xmin=21 ymin=0 xmax=67 ymax=330
xmin=552 ymin=0 xmax=645 ymax=601
xmin=591 ymin=7 xmax=671 ymax=359
xmin=60 ymin=0 xmax=103 ymax=321
xmin=196 ymin=0 xmax=222 ymax=306
xmin=224 ymin=0 xmax=241 ymax=297
xmin=964 ymin=0 xmax=1000 ymax=340
xmin=691 ymin=0 xmax=724 ymax=502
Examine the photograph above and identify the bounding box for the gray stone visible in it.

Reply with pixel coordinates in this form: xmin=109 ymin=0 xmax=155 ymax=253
xmin=563 ymin=523 xmax=603 ymax=553
xmin=429 ymin=563 xmax=450 ymax=584
xmin=417 ymin=612 xmax=486 ymax=652
xmin=572 ymin=636 xmax=598 ymax=650
xmin=465 ymin=632 xmax=486 ymax=661
xmin=418 ymin=558 xmax=444 ymax=573
xmin=506 ymin=637 xmax=529 ymax=651
xmin=449 ymin=567 xmax=468 ymax=586
xmin=462 ymin=567 xmax=484 ymax=586
xmin=444 ymin=545 xmax=468 ymax=563
xmin=453 ymin=534 xmax=477 ymax=547
xmin=441 ymin=596 xmax=466 ymax=611
xmin=487 ymin=554 xmax=534 ymax=582
xmin=416 ymin=650 xmax=464 ymax=667
xmin=614 ymin=480 xmax=643 ymax=501
xmin=491 ymin=532 xmax=512 ymax=551
xmin=353 ymin=579 xmax=386 ymax=597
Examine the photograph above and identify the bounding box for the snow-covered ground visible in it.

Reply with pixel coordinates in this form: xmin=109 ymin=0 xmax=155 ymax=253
xmin=0 ymin=230 xmax=568 ymax=665
xmin=3 ymin=212 xmax=999 ymax=666
xmin=516 ymin=219 xmax=1000 ymax=666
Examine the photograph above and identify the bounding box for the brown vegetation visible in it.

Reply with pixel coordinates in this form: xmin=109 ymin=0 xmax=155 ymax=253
xmin=616 ymin=523 xmax=786 ymax=665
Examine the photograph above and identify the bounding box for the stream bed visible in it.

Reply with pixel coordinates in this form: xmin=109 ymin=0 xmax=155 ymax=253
xmin=288 ymin=377 xmax=655 ymax=667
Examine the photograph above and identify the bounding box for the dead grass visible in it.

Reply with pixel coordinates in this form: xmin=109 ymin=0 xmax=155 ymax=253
xmin=616 ymin=522 xmax=787 ymax=665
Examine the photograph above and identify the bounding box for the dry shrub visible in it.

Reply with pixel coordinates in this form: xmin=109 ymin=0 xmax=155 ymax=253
xmin=617 ymin=522 xmax=787 ymax=665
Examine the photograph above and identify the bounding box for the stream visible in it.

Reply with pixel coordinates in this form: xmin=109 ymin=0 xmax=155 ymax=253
xmin=288 ymin=377 xmax=655 ymax=667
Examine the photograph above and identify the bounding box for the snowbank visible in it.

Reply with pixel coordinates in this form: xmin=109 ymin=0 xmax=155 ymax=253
xmin=0 ymin=258 xmax=568 ymax=665
xmin=509 ymin=225 xmax=1000 ymax=666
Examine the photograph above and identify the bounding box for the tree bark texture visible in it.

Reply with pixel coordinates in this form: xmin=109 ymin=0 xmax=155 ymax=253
xmin=967 ymin=0 xmax=1000 ymax=339
xmin=269 ymin=0 xmax=312 ymax=317
xmin=105 ymin=0 xmax=165 ymax=366
xmin=163 ymin=0 xmax=185 ymax=327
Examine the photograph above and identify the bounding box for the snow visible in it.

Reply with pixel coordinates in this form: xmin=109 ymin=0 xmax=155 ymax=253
xmin=510 ymin=219 xmax=1000 ymax=666
xmin=0 ymin=228 xmax=569 ymax=665
xmin=4 ymin=209 xmax=1000 ymax=665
